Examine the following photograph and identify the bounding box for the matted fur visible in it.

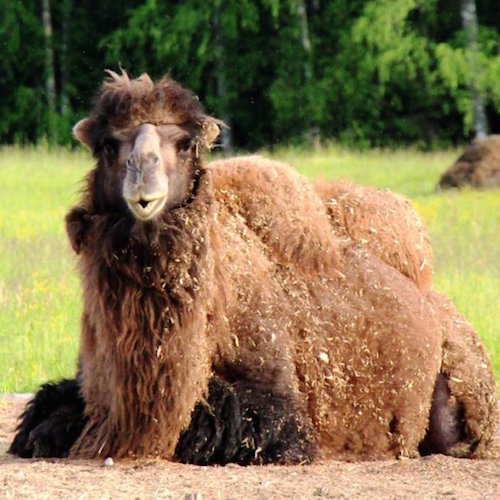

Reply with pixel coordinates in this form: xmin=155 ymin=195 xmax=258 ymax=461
xmin=209 ymin=157 xmax=431 ymax=289
xmin=208 ymin=157 xmax=343 ymax=276
xmin=314 ymin=180 xmax=433 ymax=291
xmin=41 ymin=71 xmax=496 ymax=460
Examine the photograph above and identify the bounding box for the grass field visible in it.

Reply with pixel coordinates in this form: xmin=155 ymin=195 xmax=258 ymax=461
xmin=0 ymin=145 xmax=498 ymax=392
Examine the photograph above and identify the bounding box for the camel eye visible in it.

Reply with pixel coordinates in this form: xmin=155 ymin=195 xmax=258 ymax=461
xmin=176 ymin=137 xmax=191 ymax=153
xmin=101 ymin=138 xmax=118 ymax=159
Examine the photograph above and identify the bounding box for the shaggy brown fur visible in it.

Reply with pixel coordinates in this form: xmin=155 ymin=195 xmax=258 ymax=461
xmin=69 ymin=183 xmax=218 ymax=457
xmin=34 ymin=71 xmax=496 ymax=461
xmin=438 ymin=135 xmax=500 ymax=190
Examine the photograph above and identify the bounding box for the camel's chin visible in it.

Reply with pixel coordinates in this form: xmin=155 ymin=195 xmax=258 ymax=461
xmin=127 ymin=196 xmax=167 ymax=221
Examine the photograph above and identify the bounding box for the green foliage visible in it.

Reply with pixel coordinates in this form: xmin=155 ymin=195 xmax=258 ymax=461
xmin=318 ymin=0 xmax=500 ymax=147
xmin=1 ymin=0 xmax=500 ymax=148
xmin=0 ymin=0 xmax=45 ymax=143
xmin=0 ymin=146 xmax=498 ymax=392
xmin=435 ymin=24 xmax=500 ymax=133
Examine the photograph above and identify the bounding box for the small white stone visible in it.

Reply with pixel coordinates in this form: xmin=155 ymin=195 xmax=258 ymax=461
xmin=184 ymin=494 xmax=203 ymax=500
xmin=104 ymin=457 xmax=114 ymax=466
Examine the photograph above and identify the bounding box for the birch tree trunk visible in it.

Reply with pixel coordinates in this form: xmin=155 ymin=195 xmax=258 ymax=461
xmin=41 ymin=0 xmax=57 ymax=141
xmin=296 ymin=0 xmax=319 ymax=146
xmin=297 ymin=0 xmax=312 ymax=80
xmin=60 ymin=0 xmax=72 ymax=117
xmin=213 ymin=3 xmax=233 ymax=151
xmin=461 ymin=0 xmax=488 ymax=138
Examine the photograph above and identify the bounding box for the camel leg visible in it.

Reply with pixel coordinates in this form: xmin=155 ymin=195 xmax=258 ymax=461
xmin=176 ymin=377 xmax=314 ymax=465
xmin=11 ymin=376 xmax=314 ymax=464
xmin=419 ymin=372 xmax=465 ymax=455
xmin=232 ymin=381 xmax=314 ymax=464
xmin=422 ymin=292 xmax=497 ymax=457
xmin=9 ymin=378 xmax=86 ymax=458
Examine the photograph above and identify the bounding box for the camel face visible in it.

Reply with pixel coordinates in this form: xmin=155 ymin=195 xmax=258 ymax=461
xmin=71 ymin=70 xmax=221 ymax=219
xmin=73 ymin=118 xmax=201 ymax=220
xmin=120 ymin=123 xmax=194 ymax=220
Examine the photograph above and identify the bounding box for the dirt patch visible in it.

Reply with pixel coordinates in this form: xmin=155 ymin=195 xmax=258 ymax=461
xmin=1 ymin=397 xmax=499 ymax=499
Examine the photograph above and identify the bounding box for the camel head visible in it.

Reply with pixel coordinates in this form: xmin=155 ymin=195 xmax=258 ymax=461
xmin=73 ymin=70 xmax=221 ymax=220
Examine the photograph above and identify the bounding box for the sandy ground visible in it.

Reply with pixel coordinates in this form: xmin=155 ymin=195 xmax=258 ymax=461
xmin=0 ymin=396 xmax=498 ymax=500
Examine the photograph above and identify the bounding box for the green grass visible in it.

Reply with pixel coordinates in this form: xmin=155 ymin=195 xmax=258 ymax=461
xmin=0 ymin=144 xmax=498 ymax=392
xmin=0 ymin=146 xmax=88 ymax=392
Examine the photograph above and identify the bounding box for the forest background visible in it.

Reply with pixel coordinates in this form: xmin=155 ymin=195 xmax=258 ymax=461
xmin=1 ymin=0 xmax=500 ymax=150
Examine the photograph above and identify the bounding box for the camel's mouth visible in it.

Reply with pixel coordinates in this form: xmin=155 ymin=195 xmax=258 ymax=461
xmin=126 ymin=194 xmax=167 ymax=220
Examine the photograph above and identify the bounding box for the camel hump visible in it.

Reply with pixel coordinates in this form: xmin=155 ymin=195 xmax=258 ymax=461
xmin=209 ymin=156 xmax=343 ymax=276
xmin=315 ymin=180 xmax=433 ymax=291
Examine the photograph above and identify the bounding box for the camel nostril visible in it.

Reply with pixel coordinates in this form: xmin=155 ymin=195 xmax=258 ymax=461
xmin=126 ymin=158 xmax=137 ymax=171
xmin=139 ymin=199 xmax=150 ymax=209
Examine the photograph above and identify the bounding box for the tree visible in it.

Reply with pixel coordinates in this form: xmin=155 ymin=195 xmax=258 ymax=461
xmin=0 ymin=0 xmax=45 ymax=143
xmin=41 ymin=0 xmax=57 ymax=142
xmin=59 ymin=0 xmax=72 ymax=117
xmin=211 ymin=1 xmax=233 ymax=150
xmin=1 ymin=0 xmax=499 ymax=148
xmin=461 ymin=0 xmax=488 ymax=138
xmin=102 ymin=0 xmax=272 ymax=149
xmin=315 ymin=0 xmax=500 ymax=146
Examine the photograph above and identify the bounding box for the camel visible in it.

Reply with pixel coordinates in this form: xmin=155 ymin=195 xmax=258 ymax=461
xmin=10 ymin=71 xmax=497 ymax=464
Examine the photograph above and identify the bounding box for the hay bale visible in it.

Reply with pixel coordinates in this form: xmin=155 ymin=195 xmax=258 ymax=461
xmin=438 ymin=135 xmax=500 ymax=190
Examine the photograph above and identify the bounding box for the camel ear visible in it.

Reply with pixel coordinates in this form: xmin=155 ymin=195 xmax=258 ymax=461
xmin=73 ymin=117 xmax=95 ymax=149
xmin=201 ymin=119 xmax=222 ymax=149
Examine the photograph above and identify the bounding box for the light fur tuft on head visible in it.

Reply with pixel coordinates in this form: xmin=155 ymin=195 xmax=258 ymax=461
xmin=101 ymin=69 xmax=154 ymax=97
